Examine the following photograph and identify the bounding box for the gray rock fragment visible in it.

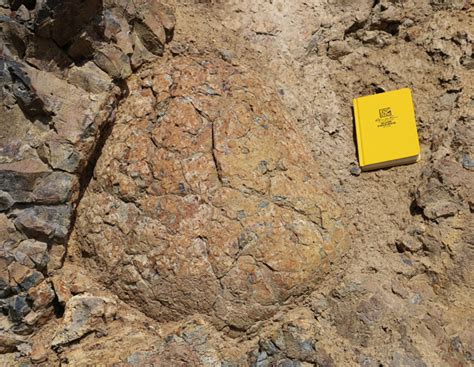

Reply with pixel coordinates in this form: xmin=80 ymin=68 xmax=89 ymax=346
xmin=13 ymin=205 xmax=72 ymax=242
xmin=350 ymin=165 xmax=362 ymax=176
xmin=33 ymin=172 xmax=76 ymax=204
xmin=93 ymin=43 xmax=132 ymax=79
xmin=52 ymin=294 xmax=117 ymax=347
xmin=0 ymin=190 xmax=14 ymax=211
xmin=14 ymin=239 xmax=48 ymax=269
xmin=461 ymin=154 xmax=474 ymax=171
xmin=9 ymin=295 xmax=31 ymax=322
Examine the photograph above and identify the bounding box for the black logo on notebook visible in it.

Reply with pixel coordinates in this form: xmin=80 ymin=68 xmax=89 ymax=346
xmin=376 ymin=107 xmax=397 ymax=128
xmin=379 ymin=107 xmax=392 ymax=118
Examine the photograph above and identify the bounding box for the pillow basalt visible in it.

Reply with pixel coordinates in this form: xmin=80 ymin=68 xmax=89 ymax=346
xmin=69 ymin=56 xmax=348 ymax=330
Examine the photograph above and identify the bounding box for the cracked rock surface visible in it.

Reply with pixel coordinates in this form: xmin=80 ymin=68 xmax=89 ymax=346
xmin=68 ymin=55 xmax=348 ymax=331
xmin=1 ymin=0 xmax=473 ymax=366
xmin=0 ymin=0 xmax=174 ymax=351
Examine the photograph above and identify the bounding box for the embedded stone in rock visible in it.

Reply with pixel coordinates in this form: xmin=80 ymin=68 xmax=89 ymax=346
xmin=93 ymin=43 xmax=132 ymax=80
xmin=70 ymin=56 xmax=348 ymax=331
xmin=0 ymin=17 xmax=30 ymax=58
xmin=0 ymin=190 xmax=14 ymax=211
xmin=0 ymin=275 xmax=10 ymax=298
xmin=0 ymin=332 xmax=25 ymax=354
xmin=8 ymin=261 xmax=44 ymax=292
xmin=66 ymin=30 xmax=96 ymax=62
xmin=34 ymin=0 xmax=103 ymax=47
xmin=132 ymin=0 xmax=175 ymax=55
xmin=32 ymin=172 xmax=77 ymax=204
xmin=6 ymin=59 xmax=52 ymax=118
xmin=14 ymin=240 xmax=49 ymax=270
xmin=38 ymin=141 xmax=82 ymax=173
xmin=130 ymin=29 xmax=156 ymax=70
xmin=13 ymin=205 xmax=72 ymax=242
xmin=8 ymin=295 xmax=31 ymax=322
xmin=416 ymin=159 xmax=472 ymax=221
xmin=25 ymin=36 xmax=73 ymax=75
xmin=51 ymin=294 xmax=117 ymax=347
xmin=133 ymin=15 xmax=166 ymax=56
xmin=0 ymin=164 xmax=50 ymax=204
xmin=103 ymin=8 xmax=134 ymax=55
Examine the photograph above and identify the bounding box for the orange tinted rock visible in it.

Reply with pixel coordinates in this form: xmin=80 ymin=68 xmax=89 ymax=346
xmin=70 ymin=56 xmax=348 ymax=330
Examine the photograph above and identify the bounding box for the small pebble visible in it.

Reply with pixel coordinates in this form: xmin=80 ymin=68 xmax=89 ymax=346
xmin=350 ymin=165 xmax=362 ymax=176
xmin=219 ymin=49 xmax=234 ymax=62
xmin=461 ymin=154 xmax=474 ymax=171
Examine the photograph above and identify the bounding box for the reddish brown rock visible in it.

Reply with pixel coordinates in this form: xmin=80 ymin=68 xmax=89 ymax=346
xmin=28 ymin=281 xmax=55 ymax=310
xmin=93 ymin=43 xmax=132 ymax=80
xmin=70 ymin=56 xmax=348 ymax=331
xmin=30 ymin=341 xmax=48 ymax=364
xmin=0 ymin=333 xmax=24 ymax=354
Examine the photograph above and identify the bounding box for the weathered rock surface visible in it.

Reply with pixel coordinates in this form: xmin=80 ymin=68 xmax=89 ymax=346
xmin=0 ymin=0 xmax=473 ymax=365
xmin=52 ymin=294 xmax=117 ymax=347
xmin=0 ymin=0 xmax=175 ymax=339
xmin=70 ymin=55 xmax=347 ymax=331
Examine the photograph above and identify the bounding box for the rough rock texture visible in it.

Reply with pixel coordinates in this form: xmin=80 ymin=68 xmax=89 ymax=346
xmin=51 ymin=294 xmax=117 ymax=348
xmin=69 ymin=55 xmax=347 ymax=331
xmin=0 ymin=0 xmax=175 ymax=345
xmin=1 ymin=0 xmax=473 ymax=366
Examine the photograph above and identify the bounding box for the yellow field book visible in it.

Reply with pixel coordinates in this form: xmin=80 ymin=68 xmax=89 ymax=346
xmin=353 ymin=88 xmax=420 ymax=171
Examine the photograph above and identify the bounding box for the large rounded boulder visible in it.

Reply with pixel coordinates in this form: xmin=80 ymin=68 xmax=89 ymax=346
xmin=69 ymin=56 xmax=347 ymax=330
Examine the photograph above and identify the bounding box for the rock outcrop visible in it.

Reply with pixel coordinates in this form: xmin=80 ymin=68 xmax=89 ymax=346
xmin=0 ymin=0 xmax=174 ymax=339
xmin=0 ymin=0 xmax=472 ymax=365
xmin=69 ymin=55 xmax=348 ymax=331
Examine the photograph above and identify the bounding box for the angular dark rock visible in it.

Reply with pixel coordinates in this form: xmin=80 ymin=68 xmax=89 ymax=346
xmin=8 ymin=295 xmax=31 ymax=322
xmin=14 ymin=240 xmax=48 ymax=270
xmin=8 ymin=261 xmax=44 ymax=292
xmin=93 ymin=43 xmax=132 ymax=79
xmin=0 ymin=169 xmax=49 ymax=204
xmin=0 ymin=190 xmax=14 ymax=211
xmin=34 ymin=0 xmax=103 ymax=47
xmin=67 ymin=29 xmax=97 ymax=62
xmin=7 ymin=59 xmax=52 ymax=118
xmin=0 ymin=275 xmax=10 ymax=298
xmin=13 ymin=205 xmax=72 ymax=242
xmin=38 ymin=141 xmax=82 ymax=173
xmin=0 ymin=16 xmax=30 ymax=58
xmin=18 ymin=269 xmax=44 ymax=292
xmin=133 ymin=14 xmax=166 ymax=56
xmin=25 ymin=36 xmax=73 ymax=74
xmin=130 ymin=29 xmax=156 ymax=70
xmin=33 ymin=172 xmax=77 ymax=204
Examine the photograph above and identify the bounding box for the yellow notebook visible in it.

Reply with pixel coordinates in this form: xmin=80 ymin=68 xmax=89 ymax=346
xmin=353 ymin=88 xmax=420 ymax=171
